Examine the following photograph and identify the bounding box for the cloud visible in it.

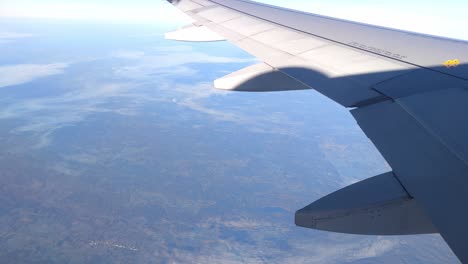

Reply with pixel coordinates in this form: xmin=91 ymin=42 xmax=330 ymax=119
xmin=0 ymin=32 xmax=35 ymax=43
xmin=0 ymin=46 xmax=272 ymax=148
xmin=202 ymin=217 xmax=272 ymax=230
xmin=350 ymin=238 xmax=398 ymax=260
xmin=0 ymin=44 xmax=254 ymax=148
xmin=0 ymin=1 xmax=191 ymax=25
xmin=109 ymin=47 xmax=302 ymax=137
xmin=111 ymin=50 xmax=146 ymax=60
xmin=154 ymin=234 xmax=401 ymax=264
xmin=0 ymin=81 xmax=135 ymax=148
xmin=0 ymin=32 xmax=34 ymax=39
xmin=112 ymin=49 xmax=254 ymax=80
xmin=110 ymin=49 xmax=261 ymax=125
xmin=0 ymin=63 xmax=68 ymax=88
xmin=162 ymin=81 xmax=301 ymax=137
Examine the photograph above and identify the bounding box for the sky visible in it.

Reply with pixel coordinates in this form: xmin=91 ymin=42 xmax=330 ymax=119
xmin=0 ymin=0 xmax=468 ymax=40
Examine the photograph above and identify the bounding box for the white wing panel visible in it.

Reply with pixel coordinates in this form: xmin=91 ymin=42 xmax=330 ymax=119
xmin=196 ymin=6 xmax=242 ymax=23
xmin=221 ymin=16 xmax=274 ymax=37
xmin=176 ymin=1 xmax=203 ymax=11
xmin=274 ymin=37 xmax=329 ymax=55
xmin=192 ymin=0 xmax=214 ymax=5
xmin=299 ymin=45 xmax=413 ymax=78
xmin=251 ymin=28 xmax=307 ymax=46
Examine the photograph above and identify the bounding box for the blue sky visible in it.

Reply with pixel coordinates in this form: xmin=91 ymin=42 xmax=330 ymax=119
xmin=1 ymin=0 xmax=468 ymax=40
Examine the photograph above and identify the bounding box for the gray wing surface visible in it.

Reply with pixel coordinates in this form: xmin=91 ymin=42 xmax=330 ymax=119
xmin=165 ymin=0 xmax=468 ymax=262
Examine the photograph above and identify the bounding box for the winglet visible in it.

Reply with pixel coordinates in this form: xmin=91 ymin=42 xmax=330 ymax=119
xmin=295 ymin=172 xmax=437 ymax=235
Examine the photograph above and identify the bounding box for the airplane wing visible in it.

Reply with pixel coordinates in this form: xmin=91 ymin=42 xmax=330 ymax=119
xmin=164 ymin=0 xmax=468 ymax=261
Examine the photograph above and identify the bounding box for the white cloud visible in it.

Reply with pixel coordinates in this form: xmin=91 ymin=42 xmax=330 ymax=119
xmin=112 ymin=48 xmax=254 ymax=80
xmin=0 ymin=46 xmax=273 ymax=148
xmin=109 ymin=47 xmax=302 ymax=136
xmin=0 ymin=63 xmax=68 ymax=88
xmin=0 ymin=45 xmax=256 ymax=148
xmin=0 ymin=81 xmax=135 ymax=148
xmin=114 ymin=48 xmax=253 ymax=65
xmin=0 ymin=32 xmax=34 ymax=40
xmin=350 ymin=238 xmax=398 ymax=260
xmin=161 ymin=235 xmax=401 ymax=264
xmin=0 ymin=1 xmax=191 ymax=25
xmin=111 ymin=50 xmax=146 ymax=60
xmin=153 ymin=45 xmax=196 ymax=53
xmin=0 ymin=32 xmax=32 ymax=39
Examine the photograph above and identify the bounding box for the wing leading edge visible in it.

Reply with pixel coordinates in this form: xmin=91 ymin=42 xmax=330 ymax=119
xmin=165 ymin=0 xmax=468 ymax=262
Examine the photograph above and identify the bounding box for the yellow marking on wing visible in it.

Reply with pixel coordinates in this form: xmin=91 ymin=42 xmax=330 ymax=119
xmin=443 ymin=59 xmax=460 ymax=68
